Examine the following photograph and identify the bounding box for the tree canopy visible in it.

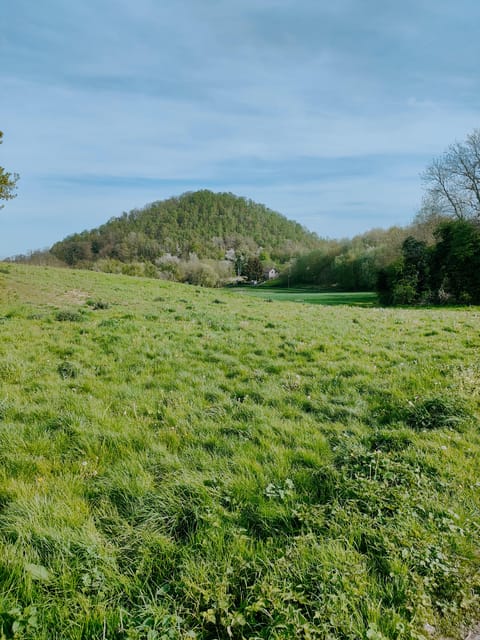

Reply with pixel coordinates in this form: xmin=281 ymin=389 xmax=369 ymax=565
xmin=375 ymin=129 xmax=480 ymax=305
xmin=0 ymin=131 xmax=18 ymax=208
xmin=376 ymin=220 xmax=480 ymax=305
xmin=50 ymin=190 xmax=321 ymax=266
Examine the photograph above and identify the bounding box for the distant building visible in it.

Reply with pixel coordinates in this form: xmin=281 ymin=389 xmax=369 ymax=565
xmin=264 ymin=267 xmax=278 ymax=280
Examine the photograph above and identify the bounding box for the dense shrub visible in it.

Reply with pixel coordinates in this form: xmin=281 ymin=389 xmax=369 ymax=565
xmin=378 ymin=221 xmax=480 ymax=305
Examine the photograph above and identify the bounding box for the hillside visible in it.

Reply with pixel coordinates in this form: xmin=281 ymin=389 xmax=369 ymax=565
xmin=1 ymin=264 xmax=480 ymax=639
xmin=49 ymin=190 xmax=321 ymax=267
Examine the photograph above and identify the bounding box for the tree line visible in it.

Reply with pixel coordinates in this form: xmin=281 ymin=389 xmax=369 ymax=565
xmin=282 ymin=129 xmax=480 ymax=304
xmin=5 ymin=127 xmax=480 ymax=302
xmin=377 ymin=219 xmax=480 ymax=304
xmin=8 ymin=190 xmax=319 ymax=286
xmin=379 ymin=129 xmax=480 ymax=304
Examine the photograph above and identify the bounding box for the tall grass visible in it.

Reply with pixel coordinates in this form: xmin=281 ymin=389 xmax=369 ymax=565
xmin=0 ymin=264 xmax=479 ymax=639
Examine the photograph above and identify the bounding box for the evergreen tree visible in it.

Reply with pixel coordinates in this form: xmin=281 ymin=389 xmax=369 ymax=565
xmin=431 ymin=219 xmax=480 ymax=303
xmin=243 ymin=256 xmax=264 ymax=282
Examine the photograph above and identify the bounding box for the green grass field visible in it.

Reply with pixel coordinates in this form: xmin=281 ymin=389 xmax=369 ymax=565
xmin=236 ymin=288 xmax=378 ymax=306
xmin=0 ymin=264 xmax=479 ymax=639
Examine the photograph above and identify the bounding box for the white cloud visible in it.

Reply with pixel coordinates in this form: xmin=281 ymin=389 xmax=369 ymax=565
xmin=1 ymin=0 xmax=480 ymax=256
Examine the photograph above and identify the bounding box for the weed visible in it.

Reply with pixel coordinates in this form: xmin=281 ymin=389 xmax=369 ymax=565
xmin=405 ymin=396 xmax=469 ymax=431
xmin=54 ymin=309 xmax=84 ymax=321
xmin=86 ymin=299 xmax=110 ymax=310
xmin=57 ymin=361 xmax=79 ymax=379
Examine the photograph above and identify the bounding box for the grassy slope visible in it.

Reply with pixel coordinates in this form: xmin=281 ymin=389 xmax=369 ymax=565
xmin=0 ymin=264 xmax=479 ymax=640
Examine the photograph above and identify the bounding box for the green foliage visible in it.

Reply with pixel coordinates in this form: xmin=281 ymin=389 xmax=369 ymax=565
xmin=182 ymin=261 xmax=220 ymax=288
xmin=384 ymin=235 xmax=431 ymax=305
xmin=49 ymin=190 xmax=320 ymax=269
xmin=57 ymin=360 xmax=79 ymax=379
xmin=379 ymin=220 xmax=480 ymax=305
xmin=405 ymin=396 xmax=469 ymax=431
xmin=378 ymin=129 xmax=480 ymax=306
xmin=401 ymin=237 xmax=429 ymax=295
xmin=86 ymin=299 xmax=110 ymax=310
xmin=0 ymin=264 xmax=479 ymax=639
xmin=242 ymin=255 xmax=263 ymax=282
xmin=282 ymin=226 xmax=408 ymax=292
xmin=54 ymin=309 xmax=84 ymax=322
xmin=0 ymin=131 xmax=19 ymax=209
xmin=431 ymin=219 xmax=480 ymax=303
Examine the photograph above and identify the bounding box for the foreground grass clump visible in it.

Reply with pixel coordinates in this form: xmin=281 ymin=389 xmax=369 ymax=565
xmin=0 ymin=264 xmax=479 ymax=640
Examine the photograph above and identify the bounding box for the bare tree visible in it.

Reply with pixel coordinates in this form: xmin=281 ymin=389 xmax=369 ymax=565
xmin=422 ymin=129 xmax=480 ymax=220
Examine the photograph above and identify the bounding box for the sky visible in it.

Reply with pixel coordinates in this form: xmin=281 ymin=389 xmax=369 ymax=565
xmin=1 ymin=0 xmax=480 ymax=258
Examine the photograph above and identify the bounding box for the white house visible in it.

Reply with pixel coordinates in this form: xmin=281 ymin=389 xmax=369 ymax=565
xmin=264 ymin=267 xmax=279 ymax=280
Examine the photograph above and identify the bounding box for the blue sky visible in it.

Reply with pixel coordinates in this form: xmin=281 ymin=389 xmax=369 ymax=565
xmin=1 ymin=0 xmax=479 ymax=257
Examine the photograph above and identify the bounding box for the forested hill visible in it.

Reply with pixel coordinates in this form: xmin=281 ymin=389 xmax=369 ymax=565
xmin=50 ymin=190 xmax=321 ymax=266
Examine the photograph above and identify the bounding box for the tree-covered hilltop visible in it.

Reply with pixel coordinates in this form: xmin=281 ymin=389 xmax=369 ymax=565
xmin=49 ymin=190 xmax=321 ymax=267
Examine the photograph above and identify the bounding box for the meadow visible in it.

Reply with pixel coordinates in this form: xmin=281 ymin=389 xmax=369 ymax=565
xmin=237 ymin=288 xmax=377 ymax=307
xmin=0 ymin=264 xmax=479 ymax=639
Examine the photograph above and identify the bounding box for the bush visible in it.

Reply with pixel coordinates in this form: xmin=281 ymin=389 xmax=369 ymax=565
xmin=183 ymin=262 xmax=220 ymax=287
xmin=54 ymin=309 xmax=84 ymax=322
xmin=392 ymin=277 xmax=418 ymax=305
xmin=86 ymin=299 xmax=110 ymax=310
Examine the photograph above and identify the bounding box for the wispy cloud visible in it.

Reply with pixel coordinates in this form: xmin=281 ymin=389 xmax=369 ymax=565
xmin=1 ymin=0 xmax=479 ymax=256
